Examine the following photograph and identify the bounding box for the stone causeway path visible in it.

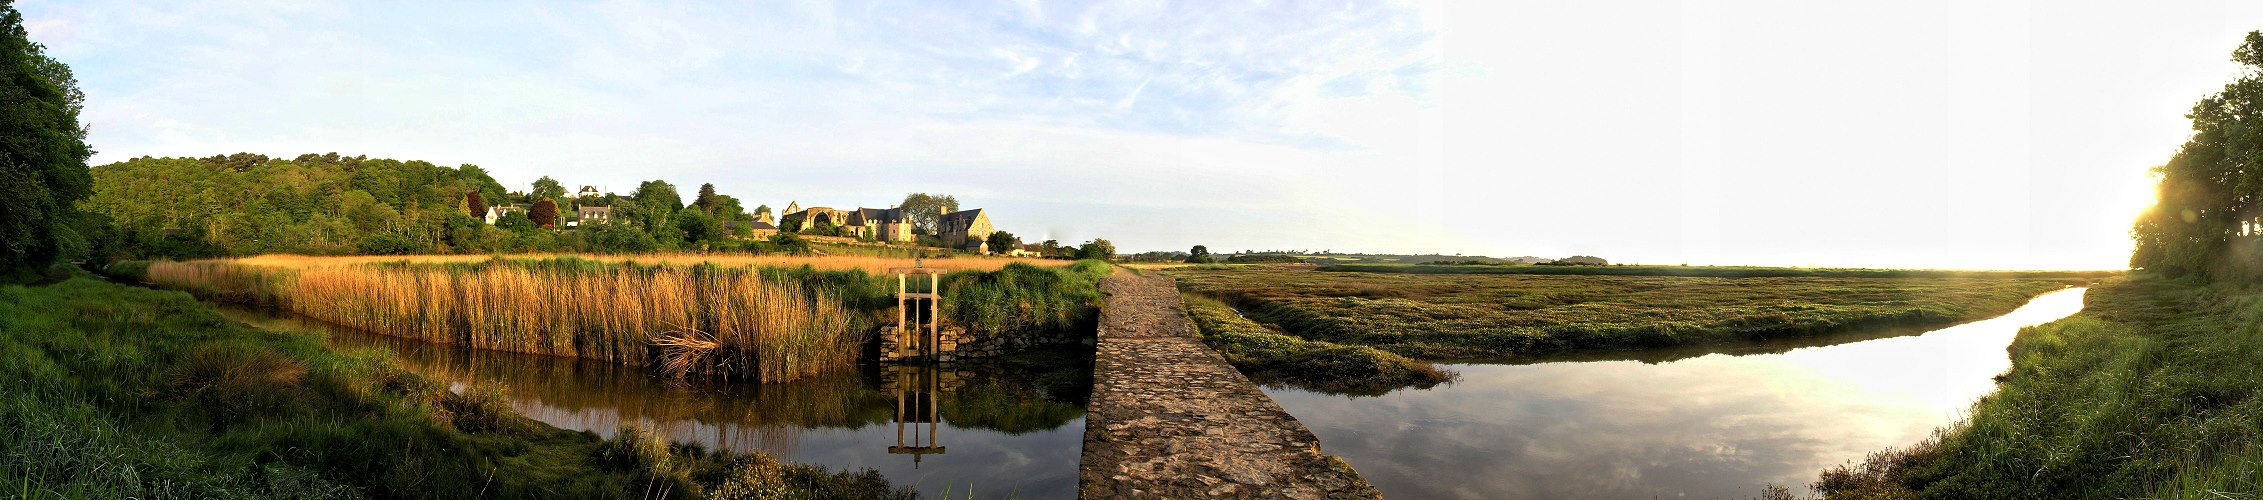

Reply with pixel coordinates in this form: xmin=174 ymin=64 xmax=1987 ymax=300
xmin=1079 ymin=270 xmax=1381 ymax=499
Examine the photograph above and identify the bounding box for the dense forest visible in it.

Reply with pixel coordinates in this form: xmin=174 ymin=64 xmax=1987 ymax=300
xmin=2133 ymin=32 xmax=2263 ymax=280
xmin=78 ymin=153 xmax=798 ymax=259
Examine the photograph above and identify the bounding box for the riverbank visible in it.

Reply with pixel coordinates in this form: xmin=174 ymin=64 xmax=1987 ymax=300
xmin=0 ymin=273 xmax=909 ymax=498
xmin=1179 ymin=293 xmax=1449 ymax=396
xmin=1817 ymin=274 xmax=2263 ymax=498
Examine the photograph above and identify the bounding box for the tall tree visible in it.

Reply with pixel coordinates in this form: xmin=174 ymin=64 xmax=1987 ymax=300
xmin=465 ymin=190 xmax=487 ymax=217
xmin=633 ymin=180 xmax=682 ymax=212
xmin=1077 ymin=239 xmax=1116 ymax=261
xmin=899 ymin=192 xmax=961 ymax=234
xmin=531 ymin=176 xmax=565 ymax=201
xmin=0 ymin=1 xmax=94 ymax=272
xmin=987 ymin=230 xmax=1018 ymax=254
xmin=694 ymin=183 xmax=719 ymax=214
xmin=528 ymin=199 xmax=559 ymax=228
xmin=1187 ymin=245 xmax=1213 ymax=263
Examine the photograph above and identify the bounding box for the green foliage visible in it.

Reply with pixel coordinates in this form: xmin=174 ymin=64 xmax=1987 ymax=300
xmin=898 ymin=193 xmax=959 ymax=234
xmin=0 ymin=2 xmax=94 ymax=272
xmin=1821 ymin=275 xmax=2263 ymax=498
xmin=941 ymin=260 xmax=1111 ymax=337
xmin=1167 ymin=267 xmax=2079 ymax=359
xmin=2132 ymin=31 xmax=2263 ymax=279
xmin=1225 ymin=253 xmax=1302 ymax=264
xmin=987 ymin=230 xmax=1018 ymax=254
xmin=357 ymin=233 xmax=425 ymax=255
xmin=496 ymin=211 xmax=536 ymax=232
xmin=1181 ymin=293 xmax=1449 ymax=396
xmin=530 ymin=176 xmax=564 ymax=200
xmin=1075 ymin=239 xmax=1115 ymax=261
xmin=674 ymin=207 xmax=721 ymax=245
xmin=582 ymin=220 xmax=659 ymax=254
xmin=85 ymin=154 xmax=534 ymax=257
xmin=767 ymin=231 xmax=810 ymax=253
xmin=1186 ymin=245 xmax=1214 ymax=263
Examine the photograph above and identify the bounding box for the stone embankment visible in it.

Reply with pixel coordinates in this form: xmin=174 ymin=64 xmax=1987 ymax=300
xmin=1079 ymin=271 xmax=1380 ymax=499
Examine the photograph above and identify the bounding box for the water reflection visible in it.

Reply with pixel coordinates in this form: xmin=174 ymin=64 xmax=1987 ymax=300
xmin=1266 ymin=287 xmax=2090 ymax=499
xmin=218 ymin=308 xmax=1093 ymax=499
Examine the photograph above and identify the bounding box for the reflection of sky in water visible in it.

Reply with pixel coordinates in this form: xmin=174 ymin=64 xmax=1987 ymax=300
xmin=219 ymin=307 xmax=1087 ymax=500
xmin=509 ymin=401 xmax=1084 ymax=500
xmin=1268 ymin=288 xmax=2089 ymax=499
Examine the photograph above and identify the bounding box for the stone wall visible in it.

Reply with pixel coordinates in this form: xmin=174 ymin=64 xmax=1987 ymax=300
xmin=876 ymin=321 xmax=1087 ymax=363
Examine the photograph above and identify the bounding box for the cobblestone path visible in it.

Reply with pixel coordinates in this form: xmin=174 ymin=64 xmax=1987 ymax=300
xmin=1078 ymin=270 xmax=1381 ymax=499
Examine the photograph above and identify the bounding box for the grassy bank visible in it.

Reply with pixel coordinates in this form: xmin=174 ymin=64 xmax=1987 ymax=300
xmin=1180 ymin=294 xmax=1451 ymax=396
xmin=1815 ymin=274 xmax=2263 ymax=498
xmin=1318 ymin=263 xmax=2121 ymax=280
xmin=108 ymin=256 xmax=1110 ymax=383
xmin=0 ymin=273 xmax=908 ymax=498
xmin=1167 ymin=267 xmax=2082 ymax=360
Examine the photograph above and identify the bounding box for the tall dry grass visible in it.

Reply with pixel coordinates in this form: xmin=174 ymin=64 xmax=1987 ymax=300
xmin=221 ymin=253 xmax=1065 ymax=274
xmin=148 ymin=260 xmax=864 ymax=382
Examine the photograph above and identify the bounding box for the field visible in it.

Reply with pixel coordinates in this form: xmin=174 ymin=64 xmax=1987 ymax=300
xmin=1180 ymin=293 xmax=1450 ymax=396
xmin=110 ymin=255 xmax=1110 ymax=383
xmin=1815 ymin=274 xmax=2263 ymax=498
xmin=0 ymin=273 xmax=908 ymax=498
xmin=1165 ymin=267 xmax=2088 ymax=360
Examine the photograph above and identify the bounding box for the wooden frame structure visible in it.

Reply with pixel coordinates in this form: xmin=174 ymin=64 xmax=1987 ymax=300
xmin=889 ymin=267 xmax=943 ymax=360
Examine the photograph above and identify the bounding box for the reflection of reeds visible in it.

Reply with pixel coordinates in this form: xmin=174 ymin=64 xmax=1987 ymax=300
xmin=151 ymin=259 xmax=864 ymax=382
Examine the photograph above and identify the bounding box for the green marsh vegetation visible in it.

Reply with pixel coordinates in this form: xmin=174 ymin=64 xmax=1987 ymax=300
xmin=0 ymin=273 xmax=910 ymax=498
xmin=1180 ymin=293 xmax=1451 ymax=396
xmin=1166 ymin=267 xmax=2083 ymax=360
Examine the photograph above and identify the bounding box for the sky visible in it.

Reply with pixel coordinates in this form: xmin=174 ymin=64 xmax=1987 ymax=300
xmin=18 ymin=0 xmax=2263 ymax=270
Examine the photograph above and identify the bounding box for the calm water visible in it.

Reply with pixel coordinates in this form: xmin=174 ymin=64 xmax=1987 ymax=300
xmin=218 ymin=308 xmax=1093 ymax=500
xmin=1266 ymin=287 xmax=2090 ymax=499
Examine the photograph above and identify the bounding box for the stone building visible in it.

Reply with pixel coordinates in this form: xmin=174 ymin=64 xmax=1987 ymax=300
xmin=850 ymin=207 xmax=914 ymax=242
xmin=576 ymin=205 xmax=612 ymax=226
xmin=937 ymin=208 xmax=995 ymax=248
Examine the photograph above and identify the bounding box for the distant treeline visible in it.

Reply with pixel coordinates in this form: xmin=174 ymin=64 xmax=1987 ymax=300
xmin=83 ymin=153 xmax=794 ymax=260
xmin=1316 ymin=263 xmax=2123 ymax=280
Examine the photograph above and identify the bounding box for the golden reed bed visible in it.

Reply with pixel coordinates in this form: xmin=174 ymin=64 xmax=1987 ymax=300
xmin=144 ymin=257 xmax=896 ymax=382
xmin=218 ymin=253 xmax=1066 ymax=275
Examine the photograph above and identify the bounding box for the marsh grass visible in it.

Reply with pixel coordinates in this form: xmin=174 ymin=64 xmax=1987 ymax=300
xmin=1814 ymin=274 xmax=2263 ymax=498
xmin=1168 ymin=267 xmax=2081 ymax=359
xmin=142 ymin=258 xmax=863 ymax=382
xmin=1180 ymin=293 xmax=1451 ymax=396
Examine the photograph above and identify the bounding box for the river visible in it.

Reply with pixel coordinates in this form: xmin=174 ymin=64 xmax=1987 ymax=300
xmin=1263 ymin=287 xmax=2090 ymax=498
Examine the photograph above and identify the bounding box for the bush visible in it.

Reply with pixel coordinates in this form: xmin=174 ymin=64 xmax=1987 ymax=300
xmin=357 ymin=233 xmax=424 ymax=255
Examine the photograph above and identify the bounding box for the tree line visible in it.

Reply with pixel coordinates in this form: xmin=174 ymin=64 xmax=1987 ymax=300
xmin=2134 ymin=32 xmax=2263 ymax=279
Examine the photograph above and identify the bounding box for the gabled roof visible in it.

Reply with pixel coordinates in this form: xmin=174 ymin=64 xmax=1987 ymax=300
xmin=748 ymin=221 xmax=778 ymax=230
xmin=850 ymin=207 xmax=902 ymax=226
xmin=939 ymin=208 xmax=987 ymax=230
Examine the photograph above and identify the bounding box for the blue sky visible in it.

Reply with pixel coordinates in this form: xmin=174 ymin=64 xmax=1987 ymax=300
xmin=21 ymin=1 xmax=2263 ymax=269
